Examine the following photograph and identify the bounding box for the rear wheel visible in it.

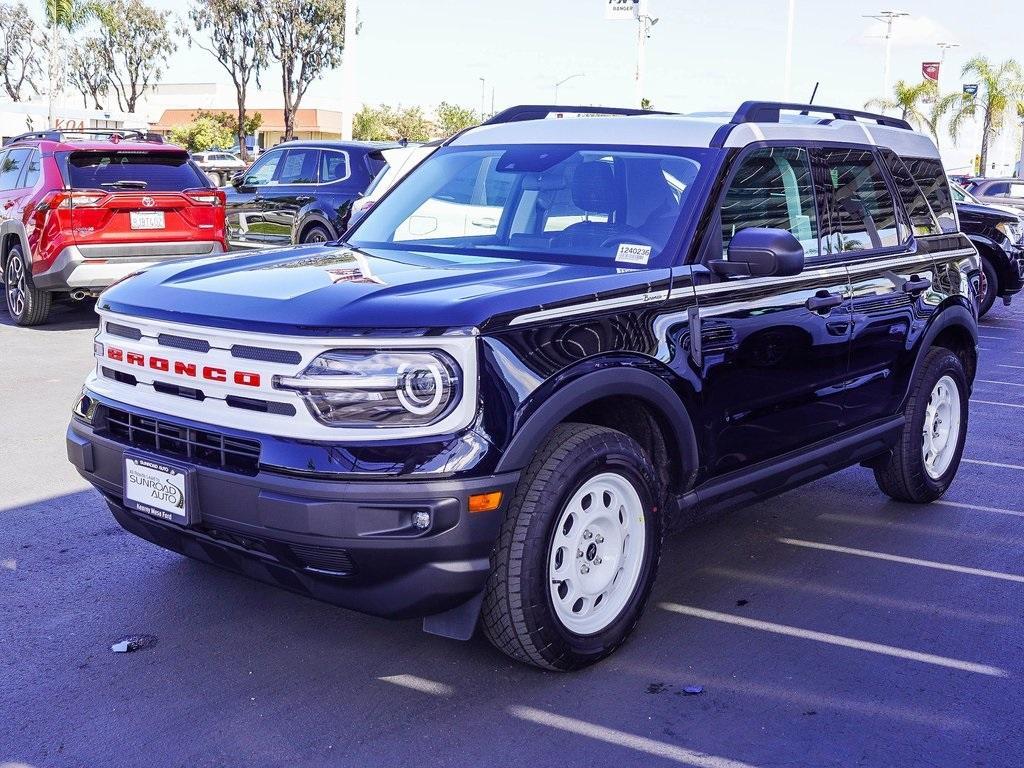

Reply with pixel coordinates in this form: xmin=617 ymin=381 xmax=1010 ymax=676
xmin=4 ymin=246 xmax=51 ymax=327
xmin=481 ymin=423 xmax=663 ymax=670
xmin=874 ymin=347 xmax=969 ymax=503
xmin=977 ymin=257 xmax=998 ymax=318
xmin=301 ymin=224 xmax=332 ymax=245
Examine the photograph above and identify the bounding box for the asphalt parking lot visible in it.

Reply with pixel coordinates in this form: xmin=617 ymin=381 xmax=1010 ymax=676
xmin=2 ymin=297 xmax=1023 ymax=768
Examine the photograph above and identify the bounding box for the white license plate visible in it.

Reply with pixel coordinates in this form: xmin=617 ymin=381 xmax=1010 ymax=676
xmin=124 ymin=455 xmax=190 ymax=525
xmin=130 ymin=211 xmax=165 ymax=230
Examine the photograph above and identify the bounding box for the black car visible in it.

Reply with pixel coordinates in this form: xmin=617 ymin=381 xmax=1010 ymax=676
xmin=951 ymin=182 xmax=1024 ymax=316
xmin=69 ymin=102 xmax=980 ymax=670
xmin=224 ymin=140 xmax=395 ymax=248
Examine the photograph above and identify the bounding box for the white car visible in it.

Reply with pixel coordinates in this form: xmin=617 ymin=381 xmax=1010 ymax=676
xmin=191 ymin=151 xmax=247 ymax=187
xmin=348 ymin=142 xmax=440 ymax=226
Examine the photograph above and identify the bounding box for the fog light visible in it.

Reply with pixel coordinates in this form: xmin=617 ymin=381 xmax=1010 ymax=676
xmin=412 ymin=511 xmax=431 ymax=530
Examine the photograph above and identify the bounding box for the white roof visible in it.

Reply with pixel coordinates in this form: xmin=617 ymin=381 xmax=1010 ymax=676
xmin=452 ymin=111 xmax=940 ymax=160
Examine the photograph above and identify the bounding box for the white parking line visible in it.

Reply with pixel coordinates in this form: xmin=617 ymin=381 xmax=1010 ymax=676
xmin=963 ymin=458 xmax=1024 ymax=471
xmin=816 ymin=512 xmax=1024 ymax=546
xmin=935 ymin=499 xmax=1024 ymax=518
xmin=977 ymin=379 xmax=1024 ymax=388
xmin=971 ymin=398 xmax=1024 ymax=409
xmin=659 ymin=603 xmax=1006 ymax=677
xmin=978 ymin=334 xmax=1010 ymax=340
xmin=378 ymin=674 xmax=453 ymax=697
xmin=997 ymin=364 xmax=1024 ymax=370
xmin=508 ymin=705 xmax=761 ymax=768
xmin=777 ymin=537 xmax=1024 ymax=583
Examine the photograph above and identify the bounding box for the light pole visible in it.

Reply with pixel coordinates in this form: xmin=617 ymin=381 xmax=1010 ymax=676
xmin=479 ymin=77 xmax=486 ymax=120
xmin=340 ymin=0 xmax=359 ymax=140
xmin=864 ymin=10 xmax=909 ymax=96
xmin=633 ymin=5 xmax=658 ymax=108
xmin=784 ymin=0 xmax=796 ymax=101
xmin=937 ymin=41 xmax=959 ymax=88
xmin=554 ymin=73 xmax=584 ymax=103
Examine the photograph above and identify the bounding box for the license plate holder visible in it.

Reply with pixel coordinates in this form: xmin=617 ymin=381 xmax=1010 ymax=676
xmin=130 ymin=211 xmax=165 ymax=230
xmin=123 ymin=453 xmax=195 ymax=526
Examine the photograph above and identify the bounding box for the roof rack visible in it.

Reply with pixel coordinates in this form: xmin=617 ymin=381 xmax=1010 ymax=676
xmin=731 ymin=101 xmax=913 ymax=131
xmin=483 ymin=104 xmax=676 ymax=126
xmin=3 ymin=128 xmax=166 ymax=146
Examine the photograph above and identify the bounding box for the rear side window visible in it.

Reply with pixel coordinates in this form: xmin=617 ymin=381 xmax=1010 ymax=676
xmin=0 ymin=148 xmax=31 ymax=191
xmin=817 ymin=149 xmax=900 ymax=254
xmin=903 ymin=157 xmax=956 ymax=233
xmin=67 ymin=151 xmax=207 ymax=191
xmin=277 ymin=148 xmax=319 ymax=184
xmin=880 ymin=150 xmax=940 ymax=236
xmin=720 ymin=146 xmax=820 ymax=257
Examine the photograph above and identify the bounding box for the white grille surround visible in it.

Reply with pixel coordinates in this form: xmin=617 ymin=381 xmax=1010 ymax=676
xmin=87 ymin=309 xmax=480 ymax=441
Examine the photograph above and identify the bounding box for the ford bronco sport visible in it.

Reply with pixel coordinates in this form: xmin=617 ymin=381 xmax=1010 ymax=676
xmin=68 ymin=103 xmax=979 ymax=670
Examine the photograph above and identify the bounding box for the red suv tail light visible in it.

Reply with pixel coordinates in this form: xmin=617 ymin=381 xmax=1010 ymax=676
xmin=35 ymin=189 xmax=109 ymax=210
xmin=184 ymin=188 xmax=226 ymax=207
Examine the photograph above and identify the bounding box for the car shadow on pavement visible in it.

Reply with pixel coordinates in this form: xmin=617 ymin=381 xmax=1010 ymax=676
xmin=0 ymin=296 xmax=98 ymax=331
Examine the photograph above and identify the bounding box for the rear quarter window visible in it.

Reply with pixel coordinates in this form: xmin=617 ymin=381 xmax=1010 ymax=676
xmin=66 ymin=151 xmax=208 ymax=191
xmin=903 ymin=156 xmax=957 ymax=233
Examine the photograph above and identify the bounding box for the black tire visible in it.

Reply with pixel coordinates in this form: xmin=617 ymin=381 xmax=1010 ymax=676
xmin=4 ymin=246 xmax=51 ymax=327
xmin=874 ymin=347 xmax=969 ymax=503
xmin=301 ymin=224 xmax=332 ymax=244
xmin=481 ymin=423 xmax=664 ymax=670
xmin=978 ymin=257 xmax=999 ymax=318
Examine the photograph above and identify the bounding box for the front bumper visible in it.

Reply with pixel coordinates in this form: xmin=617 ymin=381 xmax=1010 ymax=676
xmin=999 ymin=242 xmax=1024 ymax=299
xmin=67 ymin=416 xmax=518 ymax=620
xmin=34 ymin=241 xmax=225 ymax=292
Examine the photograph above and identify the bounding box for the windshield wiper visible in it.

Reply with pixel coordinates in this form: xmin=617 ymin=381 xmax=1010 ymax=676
xmin=100 ymin=180 xmax=149 ymax=189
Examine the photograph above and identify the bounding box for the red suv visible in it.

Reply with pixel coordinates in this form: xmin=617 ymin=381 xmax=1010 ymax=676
xmin=1 ymin=130 xmax=227 ymax=326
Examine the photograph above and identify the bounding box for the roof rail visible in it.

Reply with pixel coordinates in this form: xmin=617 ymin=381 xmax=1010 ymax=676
xmin=483 ymin=104 xmax=675 ymax=125
xmin=731 ymin=101 xmax=913 ymax=131
xmin=4 ymin=128 xmax=166 ymax=146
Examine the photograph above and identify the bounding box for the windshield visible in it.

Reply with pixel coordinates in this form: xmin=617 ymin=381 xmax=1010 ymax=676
xmin=348 ymin=144 xmax=711 ymax=267
xmin=950 ymin=182 xmax=978 ymax=204
xmin=66 ymin=151 xmax=208 ymax=191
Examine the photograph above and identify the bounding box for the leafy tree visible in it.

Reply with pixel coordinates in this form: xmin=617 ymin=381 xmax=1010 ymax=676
xmin=169 ymin=116 xmax=235 ymax=152
xmin=946 ymin=57 xmax=1024 ymax=174
xmin=264 ymin=0 xmax=346 ymax=141
xmin=352 ymin=105 xmax=433 ymax=142
xmin=0 ymin=2 xmax=43 ymax=101
xmin=186 ymin=0 xmax=268 ymax=162
xmin=198 ymin=110 xmax=264 ymax=140
xmin=352 ymin=104 xmax=393 ymax=141
xmin=640 ymin=97 xmax=654 ymax=111
xmin=68 ymin=37 xmax=108 ymax=109
xmin=96 ymin=0 xmax=175 ymax=113
xmin=435 ymin=102 xmax=478 ymax=137
xmin=865 ymin=80 xmax=952 ymax=147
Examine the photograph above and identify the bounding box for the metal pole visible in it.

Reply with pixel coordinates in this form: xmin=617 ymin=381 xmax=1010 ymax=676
xmin=479 ymin=77 xmax=486 ymax=120
xmin=340 ymin=0 xmax=358 ymax=140
xmin=864 ymin=11 xmax=909 ymax=97
xmin=784 ymin=0 xmax=796 ymax=101
xmin=635 ymin=14 xmax=645 ymax=108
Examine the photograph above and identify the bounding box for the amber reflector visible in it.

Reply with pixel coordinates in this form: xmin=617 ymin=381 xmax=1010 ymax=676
xmin=468 ymin=491 xmax=502 ymax=513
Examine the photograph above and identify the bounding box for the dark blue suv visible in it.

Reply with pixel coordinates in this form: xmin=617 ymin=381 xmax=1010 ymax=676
xmin=68 ymin=103 xmax=980 ymax=670
xmin=224 ymin=140 xmax=394 ymax=248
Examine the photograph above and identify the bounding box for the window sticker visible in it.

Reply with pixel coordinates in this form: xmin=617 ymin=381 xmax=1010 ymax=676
xmin=616 ymin=243 xmax=652 ymax=265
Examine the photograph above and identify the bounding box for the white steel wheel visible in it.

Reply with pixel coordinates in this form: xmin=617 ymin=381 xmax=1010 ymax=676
xmin=548 ymin=472 xmax=647 ymax=636
xmin=922 ymin=374 xmax=961 ymax=480
xmin=6 ymin=256 xmax=26 ymax=318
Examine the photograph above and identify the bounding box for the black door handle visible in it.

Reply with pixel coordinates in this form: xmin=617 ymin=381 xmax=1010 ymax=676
xmin=806 ymin=290 xmax=844 ymax=312
xmin=903 ymin=275 xmax=932 ymax=294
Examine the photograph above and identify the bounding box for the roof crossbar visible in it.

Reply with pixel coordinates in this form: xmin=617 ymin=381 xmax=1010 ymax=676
xmin=4 ymin=128 xmax=165 ymax=146
xmin=483 ymin=104 xmax=676 ymax=125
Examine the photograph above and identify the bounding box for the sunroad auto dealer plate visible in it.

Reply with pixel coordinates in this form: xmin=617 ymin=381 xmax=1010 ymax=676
xmin=123 ymin=454 xmax=193 ymax=526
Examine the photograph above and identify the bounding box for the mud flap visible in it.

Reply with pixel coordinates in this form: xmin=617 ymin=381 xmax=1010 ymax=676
xmin=422 ymin=591 xmax=484 ymax=641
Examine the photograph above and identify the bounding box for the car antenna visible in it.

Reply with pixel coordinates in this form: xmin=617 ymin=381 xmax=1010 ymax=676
xmin=799 ymin=82 xmax=820 ymax=116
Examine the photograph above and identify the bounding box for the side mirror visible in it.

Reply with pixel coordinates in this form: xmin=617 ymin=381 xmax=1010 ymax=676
xmin=710 ymin=228 xmax=805 ymax=278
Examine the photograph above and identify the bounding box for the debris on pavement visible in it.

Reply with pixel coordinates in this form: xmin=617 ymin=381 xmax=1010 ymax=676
xmin=110 ymin=634 xmax=158 ymax=653
xmin=682 ymin=685 xmax=704 ymax=695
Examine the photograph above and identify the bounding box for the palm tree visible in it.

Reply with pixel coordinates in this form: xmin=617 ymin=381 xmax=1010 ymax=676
xmin=946 ymin=56 xmax=1024 ymax=176
xmin=865 ymin=80 xmax=952 ymax=147
xmin=43 ymin=0 xmax=107 ymax=128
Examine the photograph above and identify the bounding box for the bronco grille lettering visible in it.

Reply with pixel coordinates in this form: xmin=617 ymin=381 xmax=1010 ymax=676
xmin=105 ymin=346 xmax=260 ymax=388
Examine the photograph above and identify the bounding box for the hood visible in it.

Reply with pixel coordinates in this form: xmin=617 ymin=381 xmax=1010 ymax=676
xmin=957 ymin=201 xmax=1022 ymax=223
xmin=98 ymin=244 xmax=664 ymax=334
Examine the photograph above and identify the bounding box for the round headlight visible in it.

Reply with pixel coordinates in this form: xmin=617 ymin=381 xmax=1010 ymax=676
xmin=397 ymin=362 xmax=448 ymax=416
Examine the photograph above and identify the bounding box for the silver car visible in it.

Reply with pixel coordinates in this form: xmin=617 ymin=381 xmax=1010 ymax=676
xmin=965 ymin=177 xmax=1024 ymax=212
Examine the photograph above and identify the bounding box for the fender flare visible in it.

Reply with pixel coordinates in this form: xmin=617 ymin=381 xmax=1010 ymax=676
xmin=908 ymin=302 xmax=978 ymax=395
xmin=294 ymin=211 xmax=337 ymax=244
xmin=494 ymin=366 xmax=700 ymax=488
xmin=0 ymin=220 xmax=31 ymax=271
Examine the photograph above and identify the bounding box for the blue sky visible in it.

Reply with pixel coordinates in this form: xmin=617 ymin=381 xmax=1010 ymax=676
xmin=149 ymin=0 xmax=1024 ymax=168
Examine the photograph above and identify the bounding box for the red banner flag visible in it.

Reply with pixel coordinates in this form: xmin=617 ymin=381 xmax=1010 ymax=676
xmin=922 ymin=62 xmax=940 ymax=82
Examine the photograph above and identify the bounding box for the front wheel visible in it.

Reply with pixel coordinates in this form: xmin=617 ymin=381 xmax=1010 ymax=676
xmin=481 ymin=423 xmax=663 ymax=670
xmin=301 ymin=224 xmax=332 ymax=245
xmin=874 ymin=347 xmax=969 ymax=503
